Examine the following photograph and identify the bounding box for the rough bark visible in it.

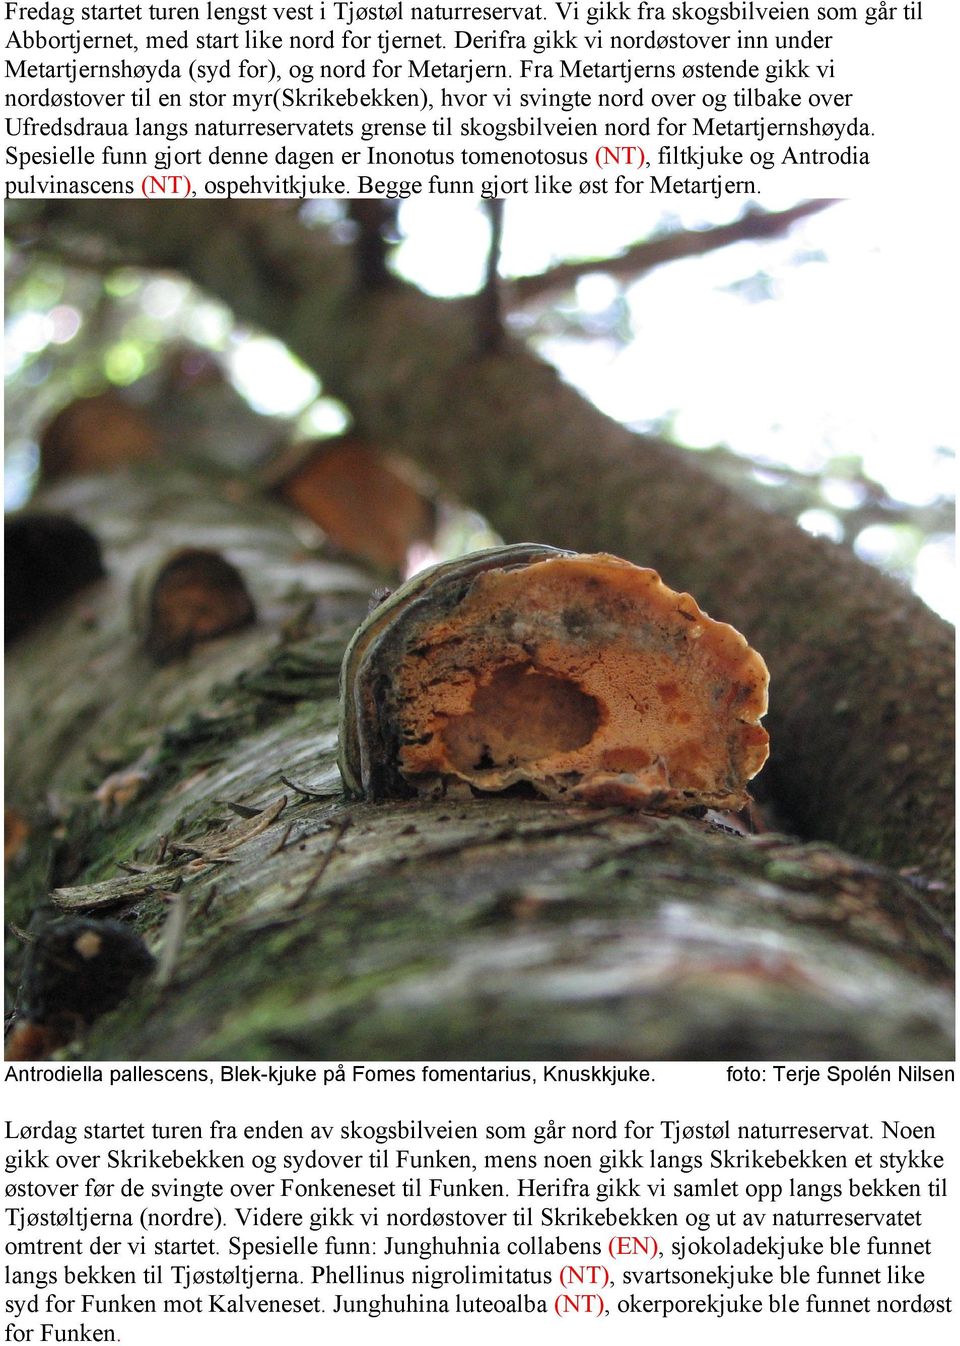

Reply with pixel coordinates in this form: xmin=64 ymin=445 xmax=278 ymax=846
xmin=6 ymin=202 xmax=953 ymax=893
xmin=4 ymin=465 xmax=953 ymax=1062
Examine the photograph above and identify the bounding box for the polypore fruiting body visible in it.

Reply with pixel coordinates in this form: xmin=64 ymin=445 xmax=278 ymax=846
xmin=4 ymin=917 xmax=154 ymax=1062
xmin=135 ymin=548 xmax=255 ymax=664
xmin=339 ymin=546 xmax=769 ymax=811
xmin=276 ymin=436 xmax=435 ymax=574
xmin=40 ymin=392 xmax=158 ymax=480
xmin=5 ymin=808 xmax=29 ymax=871
xmin=5 ymin=512 xmax=105 ymax=644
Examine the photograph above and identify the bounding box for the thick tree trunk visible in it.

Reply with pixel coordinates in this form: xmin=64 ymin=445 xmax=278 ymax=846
xmin=5 ymin=465 xmax=952 ymax=1062
xmin=7 ymin=202 xmax=954 ymax=892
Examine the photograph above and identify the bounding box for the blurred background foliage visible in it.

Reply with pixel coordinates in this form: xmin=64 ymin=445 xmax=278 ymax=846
xmin=5 ymin=196 xmax=954 ymax=619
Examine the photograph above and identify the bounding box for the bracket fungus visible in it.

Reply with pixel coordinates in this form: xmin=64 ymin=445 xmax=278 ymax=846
xmin=273 ymin=435 xmax=436 ymax=575
xmin=134 ymin=547 xmax=255 ymax=664
xmin=4 ymin=917 xmax=154 ymax=1062
xmin=40 ymin=392 xmax=159 ymax=480
xmin=339 ymin=545 xmax=769 ymax=811
xmin=5 ymin=512 xmax=105 ymax=644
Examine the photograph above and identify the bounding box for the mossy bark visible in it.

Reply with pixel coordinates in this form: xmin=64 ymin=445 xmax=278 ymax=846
xmin=4 ymin=465 xmax=953 ymax=1062
xmin=7 ymin=202 xmax=953 ymax=892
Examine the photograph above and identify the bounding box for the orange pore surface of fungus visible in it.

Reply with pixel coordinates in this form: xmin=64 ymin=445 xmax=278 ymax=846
xmin=392 ymin=554 xmax=769 ymax=810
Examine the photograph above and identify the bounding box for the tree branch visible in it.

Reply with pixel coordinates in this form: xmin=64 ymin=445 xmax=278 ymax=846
xmin=346 ymin=200 xmax=398 ymax=291
xmin=477 ymin=198 xmax=505 ymax=354
xmin=507 ymin=198 xmax=840 ymax=304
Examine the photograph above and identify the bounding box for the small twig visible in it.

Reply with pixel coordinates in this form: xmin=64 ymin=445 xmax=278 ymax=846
xmin=172 ymin=796 xmax=288 ymax=862
xmin=281 ymin=774 xmax=340 ymax=801
xmin=168 ymin=841 xmax=206 ymax=858
xmin=8 ymin=923 xmax=35 ymax=944
xmin=53 ymin=873 xmax=163 ymax=912
xmin=182 ymin=855 xmax=240 ymax=873
xmin=195 ymin=885 xmax=220 ymax=921
xmin=216 ymin=800 xmax=264 ymax=819
xmin=299 ymin=816 xmax=352 ymax=903
xmin=268 ymin=821 xmax=296 ymax=857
